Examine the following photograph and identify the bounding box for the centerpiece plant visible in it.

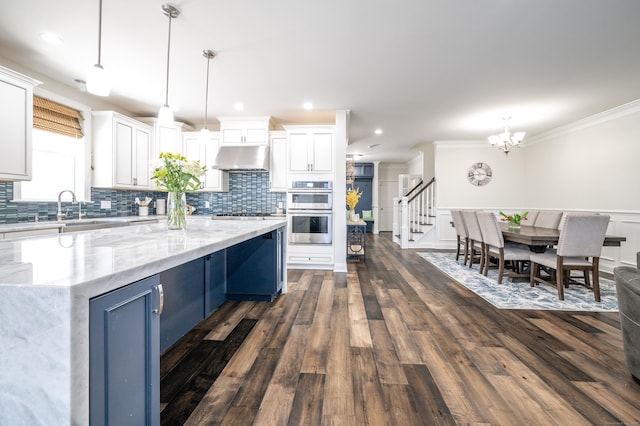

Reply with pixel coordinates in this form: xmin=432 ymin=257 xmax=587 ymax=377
xmin=346 ymin=187 xmax=362 ymax=220
xmin=499 ymin=210 xmax=528 ymax=229
xmin=151 ymin=152 xmax=206 ymax=230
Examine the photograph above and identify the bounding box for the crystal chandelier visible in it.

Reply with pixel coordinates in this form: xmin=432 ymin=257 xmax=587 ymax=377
xmin=488 ymin=117 xmax=525 ymax=155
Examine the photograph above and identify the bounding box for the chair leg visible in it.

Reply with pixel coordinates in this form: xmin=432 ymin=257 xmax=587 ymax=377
xmin=456 ymin=236 xmax=461 ymax=261
xmin=463 ymin=238 xmax=469 ymax=266
xmin=592 ymin=257 xmax=601 ymax=302
xmin=530 ymin=261 xmax=537 ymax=287
xmin=556 ymin=257 xmax=565 ymax=300
xmin=497 ymin=253 xmax=504 ymax=284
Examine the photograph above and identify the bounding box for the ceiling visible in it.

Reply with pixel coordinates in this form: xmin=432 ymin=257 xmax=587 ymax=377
xmin=1 ymin=0 xmax=640 ymax=163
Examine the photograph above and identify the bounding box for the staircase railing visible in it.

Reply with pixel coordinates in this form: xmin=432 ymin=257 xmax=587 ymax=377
xmin=393 ymin=177 xmax=436 ymax=248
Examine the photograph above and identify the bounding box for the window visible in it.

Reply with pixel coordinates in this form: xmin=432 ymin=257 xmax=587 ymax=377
xmin=17 ymin=129 xmax=85 ymax=201
xmin=14 ymin=92 xmax=90 ymax=201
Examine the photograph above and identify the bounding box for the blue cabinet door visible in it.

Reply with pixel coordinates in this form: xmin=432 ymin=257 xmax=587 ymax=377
xmin=226 ymin=230 xmax=279 ymax=301
xmin=205 ymin=250 xmax=227 ymax=316
xmin=159 ymin=257 xmax=206 ymax=352
xmin=90 ymin=274 xmax=161 ymax=426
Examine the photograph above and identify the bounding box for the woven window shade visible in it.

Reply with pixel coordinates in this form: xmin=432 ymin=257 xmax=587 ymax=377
xmin=33 ymin=95 xmax=84 ymax=138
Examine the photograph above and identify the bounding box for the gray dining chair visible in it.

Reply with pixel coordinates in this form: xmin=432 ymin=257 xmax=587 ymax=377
xmin=451 ymin=210 xmax=469 ymax=264
xmin=524 ymin=210 xmax=539 ymax=225
xmin=461 ymin=210 xmax=484 ymax=271
xmin=477 ymin=211 xmax=531 ymax=284
xmin=533 ymin=211 xmax=563 ymax=229
xmin=529 ymin=214 xmax=610 ymax=301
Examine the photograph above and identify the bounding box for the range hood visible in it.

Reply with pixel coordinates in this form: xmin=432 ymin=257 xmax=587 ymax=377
xmin=211 ymin=145 xmax=269 ymax=171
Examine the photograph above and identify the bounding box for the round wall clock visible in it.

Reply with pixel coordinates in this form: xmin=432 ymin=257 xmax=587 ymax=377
xmin=467 ymin=162 xmax=492 ymax=186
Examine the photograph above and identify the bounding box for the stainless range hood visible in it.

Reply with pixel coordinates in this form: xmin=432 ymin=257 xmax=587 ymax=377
xmin=210 ymin=145 xmax=269 ymax=171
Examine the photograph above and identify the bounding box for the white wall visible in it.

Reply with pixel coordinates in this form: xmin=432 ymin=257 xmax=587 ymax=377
xmin=433 ymin=100 xmax=640 ymax=271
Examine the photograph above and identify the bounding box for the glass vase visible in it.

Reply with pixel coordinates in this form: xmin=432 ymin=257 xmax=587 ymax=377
xmin=508 ymin=222 xmax=521 ymax=230
xmin=167 ymin=191 xmax=187 ymax=230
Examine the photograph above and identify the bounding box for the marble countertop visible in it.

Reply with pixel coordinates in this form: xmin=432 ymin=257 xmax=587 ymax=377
xmin=0 ymin=216 xmax=286 ymax=298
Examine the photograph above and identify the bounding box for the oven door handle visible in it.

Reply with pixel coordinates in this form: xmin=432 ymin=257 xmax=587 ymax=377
xmin=288 ymin=209 xmax=333 ymax=215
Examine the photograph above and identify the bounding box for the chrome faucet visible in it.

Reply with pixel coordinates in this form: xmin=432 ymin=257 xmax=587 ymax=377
xmin=57 ymin=190 xmax=77 ymax=221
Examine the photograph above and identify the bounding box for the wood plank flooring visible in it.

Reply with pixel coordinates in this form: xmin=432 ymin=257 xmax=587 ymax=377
xmin=160 ymin=232 xmax=640 ymax=425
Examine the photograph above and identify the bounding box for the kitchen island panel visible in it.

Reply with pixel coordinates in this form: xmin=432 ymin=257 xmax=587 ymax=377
xmin=0 ymin=217 xmax=286 ymax=425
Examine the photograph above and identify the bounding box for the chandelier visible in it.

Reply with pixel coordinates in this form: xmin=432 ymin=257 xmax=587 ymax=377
xmin=488 ymin=117 xmax=525 ymax=154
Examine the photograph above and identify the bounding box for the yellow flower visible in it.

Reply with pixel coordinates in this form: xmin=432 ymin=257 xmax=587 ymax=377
xmin=346 ymin=187 xmax=362 ymax=211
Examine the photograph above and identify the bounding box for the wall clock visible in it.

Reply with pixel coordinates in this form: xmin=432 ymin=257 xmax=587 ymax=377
xmin=467 ymin=162 xmax=492 ymax=186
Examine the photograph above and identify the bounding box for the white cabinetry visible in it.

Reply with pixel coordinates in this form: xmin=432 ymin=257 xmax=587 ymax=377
xmin=137 ymin=117 xmax=188 ymax=157
xmin=218 ymin=116 xmax=271 ymax=145
xmin=287 ymin=245 xmax=334 ymax=269
xmin=0 ymin=66 xmax=40 ymax=181
xmin=93 ymin=111 xmax=152 ymax=189
xmin=183 ymin=132 xmax=229 ymax=192
xmin=285 ymin=125 xmax=334 ymax=173
xmin=269 ymin=131 xmax=287 ymax=192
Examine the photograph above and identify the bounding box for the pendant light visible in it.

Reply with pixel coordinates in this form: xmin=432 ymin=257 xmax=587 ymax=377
xmin=86 ymin=0 xmax=110 ymax=96
xmin=158 ymin=3 xmax=181 ymax=126
xmin=200 ymin=49 xmax=216 ymax=140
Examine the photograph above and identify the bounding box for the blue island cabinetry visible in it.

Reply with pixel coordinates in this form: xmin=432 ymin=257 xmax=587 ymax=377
xmin=89 ymin=225 xmax=284 ymax=425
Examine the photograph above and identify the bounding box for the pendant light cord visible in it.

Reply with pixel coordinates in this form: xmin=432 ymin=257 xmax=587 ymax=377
xmin=203 ymin=52 xmax=211 ymax=129
xmin=97 ymin=0 xmax=103 ymax=65
xmin=164 ymin=11 xmax=173 ymax=106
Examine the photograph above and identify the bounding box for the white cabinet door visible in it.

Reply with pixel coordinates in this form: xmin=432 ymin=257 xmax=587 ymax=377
xmin=136 ymin=117 xmax=185 ymax=158
xmin=93 ymin=111 xmax=152 ymax=189
xmin=218 ymin=116 xmax=271 ymax=145
xmin=0 ymin=67 xmax=40 ymax=181
xmin=269 ymin=133 xmax=287 ymax=191
xmin=310 ymin=131 xmax=333 ymax=172
xmin=286 ymin=126 xmax=334 ymax=173
xmin=288 ymin=132 xmax=311 ymax=172
xmin=183 ymin=132 xmax=228 ymax=192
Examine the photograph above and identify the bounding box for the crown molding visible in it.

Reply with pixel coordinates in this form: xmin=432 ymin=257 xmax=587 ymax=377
xmin=525 ymin=98 xmax=640 ymax=146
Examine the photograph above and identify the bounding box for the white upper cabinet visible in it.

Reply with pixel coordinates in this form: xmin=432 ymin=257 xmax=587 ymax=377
xmin=285 ymin=125 xmax=334 ymax=173
xmin=0 ymin=67 xmax=40 ymax=181
xmin=183 ymin=131 xmax=229 ymax=192
xmin=269 ymin=131 xmax=287 ymax=192
xmin=218 ymin=116 xmax=271 ymax=145
xmin=93 ymin=111 xmax=152 ymax=189
xmin=136 ymin=117 xmax=188 ymax=158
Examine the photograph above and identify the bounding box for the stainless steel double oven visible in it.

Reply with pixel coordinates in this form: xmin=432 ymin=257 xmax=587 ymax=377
xmin=287 ymin=180 xmax=333 ymax=245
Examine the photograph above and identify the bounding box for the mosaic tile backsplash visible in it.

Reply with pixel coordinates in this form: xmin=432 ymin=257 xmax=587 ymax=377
xmin=0 ymin=172 xmax=286 ymax=224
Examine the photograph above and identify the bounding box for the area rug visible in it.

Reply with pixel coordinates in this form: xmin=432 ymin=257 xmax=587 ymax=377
xmin=417 ymin=252 xmax=618 ymax=312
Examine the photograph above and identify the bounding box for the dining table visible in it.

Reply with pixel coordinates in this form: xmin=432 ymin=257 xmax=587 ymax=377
xmin=499 ymin=222 xmax=626 ymax=252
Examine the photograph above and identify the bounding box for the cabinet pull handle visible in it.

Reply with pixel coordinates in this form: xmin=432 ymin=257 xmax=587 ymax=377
xmin=153 ymin=284 xmax=164 ymax=315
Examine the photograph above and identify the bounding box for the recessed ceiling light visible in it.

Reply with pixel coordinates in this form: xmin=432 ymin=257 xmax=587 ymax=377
xmin=234 ymin=103 xmax=244 ymax=111
xmin=303 ymin=102 xmax=313 ymax=110
xmin=374 ymin=128 xmax=383 ymax=135
xmin=40 ymin=32 xmax=64 ymax=46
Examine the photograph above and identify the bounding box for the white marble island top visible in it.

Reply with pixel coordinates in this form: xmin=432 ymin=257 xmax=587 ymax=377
xmin=0 ymin=216 xmax=286 ymax=425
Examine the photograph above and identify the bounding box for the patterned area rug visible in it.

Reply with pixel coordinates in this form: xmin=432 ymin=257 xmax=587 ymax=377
xmin=418 ymin=252 xmax=618 ymax=312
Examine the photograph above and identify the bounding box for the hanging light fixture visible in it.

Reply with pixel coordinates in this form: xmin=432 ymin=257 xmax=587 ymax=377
xmin=158 ymin=3 xmax=181 ymax=126
xmin=86 ymin=0 xmax=110 ymax=96
xmin=200 ymin=49 xmax=216 ymax=140
xmin=488 ymin=117 xmax=526 ymax=155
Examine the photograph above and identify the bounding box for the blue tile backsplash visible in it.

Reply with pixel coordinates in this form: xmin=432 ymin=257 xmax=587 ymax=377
xmin=0 ymin=172 xmax=286 ymax=224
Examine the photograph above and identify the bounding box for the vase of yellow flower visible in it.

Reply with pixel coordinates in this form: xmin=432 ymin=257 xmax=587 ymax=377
xmin=151 ymin=152 xmax=206 ymax=230
xmin=346 ymin=187 xmax=362 ymax=221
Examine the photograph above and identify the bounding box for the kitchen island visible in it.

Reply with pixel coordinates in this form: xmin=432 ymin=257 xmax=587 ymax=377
xmin=0 ymin=216 xmax=286 ymax=425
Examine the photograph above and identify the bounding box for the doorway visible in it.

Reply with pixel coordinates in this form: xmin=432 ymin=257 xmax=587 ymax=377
xmin=378 ymin=179 xmax=397 ymax=232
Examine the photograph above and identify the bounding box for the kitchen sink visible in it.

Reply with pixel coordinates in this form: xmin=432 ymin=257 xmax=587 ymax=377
xmin=60 ymin=218 xmax=159 ymax=233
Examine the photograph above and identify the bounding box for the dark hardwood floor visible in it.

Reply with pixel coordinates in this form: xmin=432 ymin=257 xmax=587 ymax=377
xmin=160 ymin=232 xmax=640 ymax=425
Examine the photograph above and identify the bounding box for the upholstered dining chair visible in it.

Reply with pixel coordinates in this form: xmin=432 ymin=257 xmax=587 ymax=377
xmin=533 ymin=211 xmax=563 ymax=229
xmin=529 ymin=214 xmax=610 ymax=301
xmin=524 ymin=210 xmax=539 ymax=225
xmin=451 ymin=210 xmax=469 ymax=264
xmin=461 ymin=210 xmax=484 ymax=271
xmin=477 ymin=211 xmax=531 ymax=284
